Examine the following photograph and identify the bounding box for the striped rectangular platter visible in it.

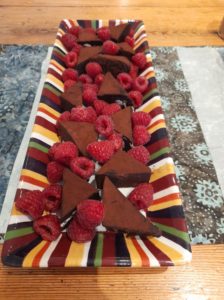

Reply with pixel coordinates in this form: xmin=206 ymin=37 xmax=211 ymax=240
xmin=2 ymin=19 xmax=192 ymax=268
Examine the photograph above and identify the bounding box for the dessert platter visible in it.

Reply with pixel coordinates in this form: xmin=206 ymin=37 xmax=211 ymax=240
xmin=2 ymin=19 xmax=192 ymax=267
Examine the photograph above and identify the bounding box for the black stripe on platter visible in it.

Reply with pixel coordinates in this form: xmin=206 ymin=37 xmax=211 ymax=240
xmin=162 ymin=231 xmax=192 ymax=252
xmin=87 ymin=234 xmax=98 ymax=266
xmin=115 ymin=233 xmax=131 ymax=267
xmin=7 ymin=222 xmax=33 ymax=231
xmin=40 ymin=96 xmax=62 ymax=113
xmin=30 ymin=138 xmax=51 ymax=150
xmin=147 ymin=206 xmax=185 ymax=219
xmin=146 ymin=128 xmax=168 ymax=145
xmin=23 ymin=156 xmax=47 ymax=176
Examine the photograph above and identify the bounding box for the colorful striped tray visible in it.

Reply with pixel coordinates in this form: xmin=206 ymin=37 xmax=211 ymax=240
xmin=2 ymin=19 xmax=192 ymax=267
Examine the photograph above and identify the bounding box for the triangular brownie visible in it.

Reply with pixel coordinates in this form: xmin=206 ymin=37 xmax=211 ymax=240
xmin=109 ymin=23 xmax=132 ymax=42
xmin=90 ymin=54 xmax=131 ymax=77
xmin=60 ymin=82 xmax=82 ymax=111
xmin=76 ymin=46 xmax=102 ymax=73
xmin=58 ymin=121 xmax=98 ymax=156
xmin=118 ymin=42 xmax=134 ymax=59
xmin=77 ymin=29 xmax=102 ymax=46
xmin=96 ymin=150 xmax=151 ymax=188
xmin=112 ymin=107 xmax=133 ymax=142
xmin=60 ymin=168 xmax=98 ymax=219
xmin=102 ymin=177 xmax=161 ymax=236
xmin=97 ymin=72 xmax=131 ymax=104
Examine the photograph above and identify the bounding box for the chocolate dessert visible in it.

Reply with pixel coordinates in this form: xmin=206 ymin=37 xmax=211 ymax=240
xmin=61 ymin=168 xmax=98 ymax=219
xmin=58 ymin=121 xmax=97 ymax=156
xmin=118 ymin=42 xmax=134 ymax=59
xmin=77 ymin=29 xmax=102 ymax=45
xmin=60 ymin=82 xmax=82 ymax=111
xmin=109 ymin=23 xmax=132 ymax=42
xmin=76 ymin=46 xmax=102 ymax=73
xmin=102 ymin=177 xmax=161 ymax=236
xmin=97 ymin=72 xmax=131 ymax=104
xmin=112 ymin=107 xmax=133 ymax=142
xmin=96 ymin=150 xmax=151 ymax=188
xmin=89 ymin=54 xmax=131 ymax=76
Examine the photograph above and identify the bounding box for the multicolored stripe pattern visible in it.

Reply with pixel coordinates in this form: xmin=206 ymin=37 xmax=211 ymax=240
xmin=2 ymin=19 xmax=192 ymax=267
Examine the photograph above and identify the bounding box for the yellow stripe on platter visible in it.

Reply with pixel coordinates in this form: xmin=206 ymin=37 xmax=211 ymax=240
xmin=22 ymin=241 xmax=48 ymax=267
xmin=148 ymin=199 xmax=182 ymax=211
xmin=145 ymin=70 xmax=155 ymax=79
xmin=54 ymin=39 xmax=67 ymax=54
xmin=11 ymin=203 xmax=24 ymax=216
xmin=65 ymin=242 xmax=85 ymax=267
xmin=124 ymin=236 xmax=142 ymax=267
xmin=141 ymin=99 xmax=161 ymax=113
xmin=38 ymin=103 xmax=60 ymax=118
xmin=58 ymin=28 xmax=65 ymax=36
xmin=21 ymin=169 xmax=49 ymax=184
xmin=148 ymin=237 xmax=183 ymax=263
xmin=33 ymin=124 xmax=60 ymax=143
xmin=50 ymin=59 xmax=65 ymax=72
xmin=148 ymin=121 xmax=166 ymax=134
xmin=150 ymin=163 xmax=175 ymax=182
xmin=47 ymin=73 xmax=64 ymax=90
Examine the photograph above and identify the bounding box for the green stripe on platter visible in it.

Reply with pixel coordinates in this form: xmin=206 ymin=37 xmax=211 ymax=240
xmin=29 ymin=141 xmax=49 ymax=153
xmin=150 ymin=147 xmax=171 ymax=160
xmin=94 ymin=233 xmax=104 ymax=267
xmin=54 ymin=47 xmax=65 ymax=57
xmin=44 ymin=83 xmax=61 ymax=96
xmin=5 ymin=227 xmax=34 ymax=241
xmin=135 ymin=21 xmax=144 ymax=32
xmin=153 ymin=223 xmax=190 ymax=243
xmin=143 ymin=88 xmax=159 ymax=101
xmin=91 ymin=20 xmax=97 ymax=29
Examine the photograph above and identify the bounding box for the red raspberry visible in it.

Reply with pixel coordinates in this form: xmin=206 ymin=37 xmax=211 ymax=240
xmin=93 ymin=99 xmax=107 ymax=115
xmin=33 ymin=215 xmax=61 ymax=241
xmin=95 ymin=115 xmax=114 ymax=137
xmin=70 ymin=106 xmax=97 ymax=123
xmin=82 ymin=88 xmax=97 ymax=105
xmin=47 ymin=161 xmax=64 ymax=183
xmin=83 ymin=83 xmax=99 ymax=93
xmin=54 ymin=141 xmax=78 ymax=165
xmin=64 ymin=79 xmax=76 ymax=91
xmin=42 ymin=184 xmax=62 ymax=212
xmin=128 ymin=183 xmax=154 ymax=210
xmin=132 ymin=52 xmax=147 ymax=69
xmin=128 ymin=145 xmax=150 ymax=165
xmin=128 ymin=90 xmax=143 ymax=108
xmin=71 ymin=43 xmax=82 ymax=55
xmin=68 ymin=26 xmax=80 ymax=37
xmin=64 ymin=51 xmax=77 ymax=68
xmin=67 ymin=217 xmax=96 ymax=243
xmin=97 ymin=26 xmax=111 ymax=41
xmin=125 ymin=36 xmax=135 ymax=48
xmin=77 ymin=200 xmax=104 ymax=229
xmin=48 ymin=142 xmax=61 ymax=160
xmin=85 ymin=62 xmax=102 ymax=79
xmin=79 ymin=74 xmax=93 ymax=84
xmin=132 ymin=111 xmax=151 ymax=127
xmin=58 ymin=111 xmax=71 ymax=123
xmin=102 ymin=40 xmax=120 ymax=55
xmin=129 ymin=28 xmax=135 ymax=37
xmin=62 ymin=68 xmax=78 ymax=82
xmin=101 ymin=103 xmax=121 ymax=116
xmin=117 ymin=72 xmax=133 ymax=90
xmin=61 ymin=33 xmax=77 ymax=51
xmin=70 ymin=157 xmax=95 ymax=180
xmin=95 ymin=73 xmax=104 ymax=86
xmin=108 ymin=132 xmax=124 ymax=151
xmin=133 ymin=125 xmax=151 ymax=146
xmin=87 ymin=140 xmax=115 ymax=164
xmin=129 ymin=63 xmax=139 ymax=79
xmin=15 ymin=190 xmax=44 ymax=219
xmin=133 ymin=76 xmax=148 ymax=93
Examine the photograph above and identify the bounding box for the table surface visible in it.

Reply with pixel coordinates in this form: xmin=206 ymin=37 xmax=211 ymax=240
xmin=0 ymin=0 xmax=224 ymax=299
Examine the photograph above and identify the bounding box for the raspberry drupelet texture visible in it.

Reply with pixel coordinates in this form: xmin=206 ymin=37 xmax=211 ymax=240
xmin=33 ymin=214 xmax=61 ymax=241
xmin=132 ymin=111 xmax=151 ymax=127
xmin=67 ymin=217 xmax=96 ymax=243
xmin=87 ymin=140 xmax=115 ymax=164
xmin=70 ymin=106 xmax=97 ymax=123
xmin=54 ymin=141 xmax=78 ymax=166
xmin=95 ymin=115 xmax=114 ymax=137
xmin=102 ymin=40 xmax=120 ymax=55
xmin=58 ymin=111 xmax=71 ymax=123
xmin=77 ymin=200 xmax=104 ymax=229
xmin=62 ymin=68 xmax=78 ymax=82
xmin=128 ymin=90 xmax=143 ymax=108
xmin=101 ymin=103 xmax=121 ymax=116
xmin=61 ymin=33 xmax=77 ymax=51
xmin=85 ymin=62 xmax=103 ymax=79
xmin=68 ymin=26 xmax=80 ymax=37
xmin=70 ymin=157 xmax=95 ymax=180
xmin=128 ymin=183 xmax=154 ymax=210
xmin=108 ymin=132 xmax=124 ymax=151
xmin=128 ymin=145 xmax=150 ymax=165
xmin=47 ymin=161 xmax=64 ymax=183
xmin=42 ymin=184 xmax=62 ymax=212
xmin=64 ymin=52 xmax=78 ymax=68
xmin=79 ymin=74 xmax=93 ymax=84
xmin=64 ymin=80 xmax=76 ymax=91
xmin=133 ymin=76 xmax=148 ymax=93
xmin=133 ymin=125 xmax=151 ymax=146
xmin=93 ymin=99 xmax=108 ymax=116
xmin=48 ymin=142 xmax=61 ymax=160
xmin=117 ymin=73 xmax=133 ymax=90
xmin=95 ymin=73 xmax=105 ymax=86
xmin=82 ymin=88 xmax=97 ymax=105
xmin=132 ymin=52 xmax=147 ymax=69
xmin=97 ymin=27 xmax=111 ymax=41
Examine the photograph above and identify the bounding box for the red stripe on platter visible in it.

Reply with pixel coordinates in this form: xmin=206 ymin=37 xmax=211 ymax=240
xmin=32 ymin=242 xmax=51 ymax=267
xmin=131 ymin=237 xmax=149 ymax=266
xmin=101 ymin=232 xmax=116 ymax=266
xmin=20 ymin=175 xmax=48 ymax=189
xmin=42 ymin=88 xmax=61 ymax=106
xmin=147 ymin=138 xmax=170 ymax=155
xmin=48 ymin=233 xmax=71 ymax=267
xmin=35 ymin=116 xmax=57 ymax=133
xmin=141 ymin=238 xmax=173 ymax=266
xmin=151 ymin=174 xmax=177 ymax=193
xmin=149 ymin=106 xmax=163 ymax=118
xmin=48 ymin=68 xmax=62 ymax=81
xmin=27 ymin=147 xmax=50 ymax=165
xmin=38 ymin=107 xmax=58 ymax=121
xmin=53 ymin=50 xmax=65 ymax=62
xmin=150 ymin=217 xmax=188 ymax=232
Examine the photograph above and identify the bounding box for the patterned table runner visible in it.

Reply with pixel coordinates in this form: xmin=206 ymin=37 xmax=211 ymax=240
xmin=0 ymin=45 xmax=223 ymax=244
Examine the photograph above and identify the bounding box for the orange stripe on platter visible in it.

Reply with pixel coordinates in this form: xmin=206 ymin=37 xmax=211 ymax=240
xmin=20 ymin=175 xmax=49 ymax=189
xmin=131 ymin=237 xmax=149 ymax=267
xmin=152 ymin=193 xmax=180 ymax=206
xmin=50 ymin=60 xmax=65 ymax=73
xmin=148 ymin=119 xmax=165 ymax=130
xmin=32 ymin=242 xmax=51 ymax=267
xmin=38 ymin=107 xmax=58 ymax=121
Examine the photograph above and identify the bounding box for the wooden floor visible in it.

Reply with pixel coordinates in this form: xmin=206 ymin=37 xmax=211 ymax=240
xmin=0 ymin=0 xmax=224 ymax=299
xmin=0 ymin=0 xmax=224 ymax=45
